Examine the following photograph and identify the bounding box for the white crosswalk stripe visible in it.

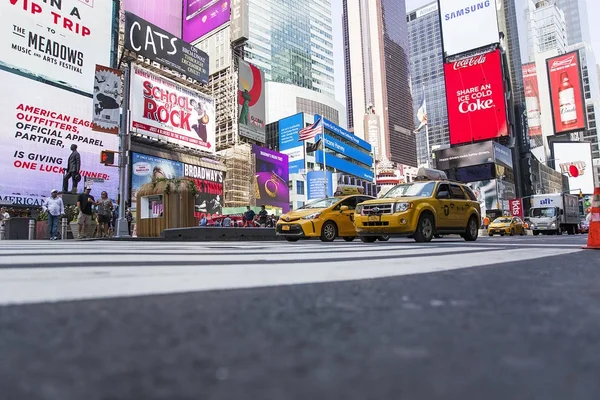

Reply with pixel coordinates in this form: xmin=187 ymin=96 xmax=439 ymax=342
xmin=0 ymin=238 xmax=585 ymax=305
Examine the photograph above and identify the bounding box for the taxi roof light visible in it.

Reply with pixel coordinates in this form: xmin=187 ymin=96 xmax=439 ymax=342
xmin=415 ymin=167 xmax=448 ymax=181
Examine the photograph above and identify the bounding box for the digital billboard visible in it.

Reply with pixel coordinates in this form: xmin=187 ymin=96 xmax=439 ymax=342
xmin=444 ymin=49 xmax=508 ymax=145
xmin=130 ymin=153 xmax=183 ymax=211
xmin=0 ymin=70 xmax=119 ymax=207
xmin=546 ymin=51 xmax=587 ymax=135
xmin=129 ymin=65 xmax=216 ymax=153
xmin=315 ymin=152 xmax=374 ymax=182
xmin=522 ymin=63 xmax=543 ymax=137
xmin=92 ymin=65 xmax=123 ymax=135
xmin=252 ymin=145 xmax=290 ymax=213
xmin=323 ymin=135 xmax=373 ymax=167
xmin=307 ymin=171 xmax=333 ymax=201
xmin=0 ymin=0 xmax=114 ymax=94
xmin=278 ymin=113 xmax=304 ymax=174
xmin=238 ymin=59 xmax=266 ymax=143
xmin=438 ymin=0 xmax=500 ymax=58
xmin=183 ymin=162 xmax=224 ymax=218
xmin=183 ymin=0 xmax=231 ymax=43
xmin=553 ymin=141 xmax=595 ymax=194
xmin=123 ymin=0 xmax=183 ymax=37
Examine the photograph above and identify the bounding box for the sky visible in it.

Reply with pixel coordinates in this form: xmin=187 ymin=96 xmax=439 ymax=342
xmin=331 ymin=0 xmax=600 ymax=106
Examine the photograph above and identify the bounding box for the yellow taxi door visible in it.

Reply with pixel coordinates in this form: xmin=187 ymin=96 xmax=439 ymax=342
xmin=434 ymin=183 xmax=452 ymax=229
xmin=449 ymin=184 xmax=470 ymax=228
xmin=333 ymin=196 xmax=360 ymax=236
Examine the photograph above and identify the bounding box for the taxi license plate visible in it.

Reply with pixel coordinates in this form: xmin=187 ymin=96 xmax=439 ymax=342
xmin=369 ymin=215 xmax=380 ymax=222
xmin=281 ymin=225 xmax=290 ymax=231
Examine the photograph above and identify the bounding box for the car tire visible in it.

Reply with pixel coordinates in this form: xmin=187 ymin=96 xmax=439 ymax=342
xmin=520 ymin=227 xmax=525 ymax=236
xmin=463 ymin=216 xmax=479 ymax=242
xmin=510 ymin=228 xmax=515 ymax=236
xmin=320 ymin=221 xmax=338 ymax=242
xmin=284 ymin=237 xmax=299 ymax=242
xmin=533 ymin=231 xmax=539 ymax=236
xmin=489 ymin=233 xmax=493 ymax=237
xmin=413 ymin=213 xmax=434 ymax=243
xmin=343 ymin=236 xmax=355 ymax=242
xmin=359 ymin=236 xmax=377 ymax=243
xmin=378 ymin=236 xmax=390 ymax=242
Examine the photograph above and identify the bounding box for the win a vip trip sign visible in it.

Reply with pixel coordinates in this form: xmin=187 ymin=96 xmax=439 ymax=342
xmin=1 ymin=0 xmax=114 ymax=94
xmin=444 ymin=49 xmax=508 ymax=145
xmin=129 ymin=65 xmax=216 ymax=154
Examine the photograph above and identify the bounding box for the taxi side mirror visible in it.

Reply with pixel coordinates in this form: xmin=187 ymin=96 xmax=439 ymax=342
xmin=437 ymin=191 xmax=451 ymax=199
xmin=340 ymin=205 xmax=350 ymax=212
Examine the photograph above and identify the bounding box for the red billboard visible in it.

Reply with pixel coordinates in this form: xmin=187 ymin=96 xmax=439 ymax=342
xmin=444 ymin=49 xmax=508 ymax=145
xmin=546 ymin=51 xmax=587 ymax=135
xmin=522 ymin=63 xmax=542 ymax=137
xmin=509 ymin=198 xmax=523 ymax=218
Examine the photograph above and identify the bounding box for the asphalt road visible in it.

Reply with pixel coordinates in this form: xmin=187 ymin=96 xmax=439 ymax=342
xmin=0 ymin=235 xmax=598 ymax=400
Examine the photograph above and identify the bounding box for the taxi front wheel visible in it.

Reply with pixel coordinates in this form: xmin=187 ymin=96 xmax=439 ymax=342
xmin=320 ymin=221 xmax=338 ymax=242
xmin=413 ymin=214 xmax=434 ymax=243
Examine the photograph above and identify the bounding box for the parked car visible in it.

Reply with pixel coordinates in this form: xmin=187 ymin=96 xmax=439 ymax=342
xmin=579 ymin=219 xmax=590 ymax=234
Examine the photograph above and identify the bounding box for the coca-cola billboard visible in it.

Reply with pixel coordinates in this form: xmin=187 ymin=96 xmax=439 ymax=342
xmin=522 ymin=63 xmax=542 ymax=137
xmin=546 ymin=51 xmax=587 ymax=135
xmin=509 ymin=198 xmax=523 ymax=218
xmin=444 ymin=49 xmax=508 ymax=145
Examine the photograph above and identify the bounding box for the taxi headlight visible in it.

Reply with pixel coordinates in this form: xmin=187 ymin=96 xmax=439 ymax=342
xmin=394 ymin=202 xmax=411 ymax=213
xmin=355 ymin=204 xmax=363 ymax=214
xmin=302 ymin=212 xmax=322 ymax=220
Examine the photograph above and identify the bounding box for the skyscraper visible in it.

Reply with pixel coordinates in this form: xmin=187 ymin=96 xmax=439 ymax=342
xmin=407 ymin=2 xmax=449 ymax=167
xmin=553 ymin=0 xmax=591 ymax=45
xmin=524 ymin=0 xmax=568 ymax=59
xmin=343 ymin=0 xmax=416 ymax=167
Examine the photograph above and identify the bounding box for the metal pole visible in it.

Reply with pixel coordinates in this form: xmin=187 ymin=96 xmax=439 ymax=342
xmin=0 ymin=222 xmax=5 ymax=240
xmin=60 ymin=217 xmax=68 ymax=240
xmin=115 ymin=62 xmax=131 ymax=238
xmin=424 ymin=123 xmax=431 ymax=168
xmin=28 ymin=219 xmax=35 ymax=240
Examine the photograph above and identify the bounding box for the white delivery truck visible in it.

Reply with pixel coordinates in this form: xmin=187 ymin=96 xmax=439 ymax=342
xmin=529 ymin=193 xmax=580 ymax=235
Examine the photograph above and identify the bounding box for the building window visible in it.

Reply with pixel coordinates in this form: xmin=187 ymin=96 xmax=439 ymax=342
xmin=296 ymin=181 xmax=305 ymax=195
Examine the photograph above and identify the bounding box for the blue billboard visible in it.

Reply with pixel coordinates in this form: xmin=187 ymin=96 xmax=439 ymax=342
xmin=322 ymin=134 xmax=372 ymax=167
xmin=278 ymin=113 xmax=304 ymax=174
xmin=316 ymin=115 xmax=372 ymax=152
xmin=315 ymin=152 xmax=374 ymax=181
xmin=307 ymin=171 xmax=333 ymax=201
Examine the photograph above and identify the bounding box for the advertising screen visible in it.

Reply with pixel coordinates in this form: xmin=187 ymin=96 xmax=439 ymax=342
xmin=0 ymin=71 xmax=119 ymax=207
xmin=522 ymin=63 xmax=543 ymax=137
xmin=92 ymin=65 xmax=123 ymax=134
xmin=252 ymin=145 xmax=290 ymax=213
xmin=0 ymin=0 xmax=114 ymax=94
xmin=278 ymin=113 xmax=304 ymax=174
xmin=123 ymin=0 xmax=183 ymax=37
xmin=509 ymin=198 xmax=523 ymax=218
xmin=434 ymin=141 xmax=495 ymax=170
xmin=438 ymin=0 xmax=500 ymax=58
xmin=323 ymin=135 xmax=373 ymax=167
xmin=552 ymin=141 xmax=595 ymax=194
xmin=444 ymin=50 xmax=508 ymax=145
xmin=314 ymin=152 xmax=374 ymax=181
xmin=238 ymin=59 xmax=266 ymax=143
xmin=183 ymin=163 xmax=224 ymax=218
xmin=130 ymin=153 xmax=183 ymax=210
xmin=183 ymin=0 xmax=231 ymax=43
xmin=307 ymin=171 xmax=333 ymax=201
xmin=129 ymin=65 xmax=216 ymax=153
xmin=546 ymin=51 xmax=587 ymax=135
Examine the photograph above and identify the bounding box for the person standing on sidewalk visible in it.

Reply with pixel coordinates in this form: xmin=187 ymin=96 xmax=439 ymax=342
xmin=43 ymin=189 xmax=64 ymax=240
xmin=97 ymin=191 xmax=113 ymax=238
xmin=77 ymin=186 xmax=97 ymax=239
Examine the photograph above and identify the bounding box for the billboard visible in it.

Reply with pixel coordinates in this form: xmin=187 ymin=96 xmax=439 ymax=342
xmin=522 ymin=63 xmax=542 ymax=137
xmin=183 ymin=0 xmax=231 ymax=43
xmin=123 ymin=0 xmax=183 ymax=37
xmin=252 ymin=145 xmax=290 ymax=213
xmin=238 ymin=59 xmax=266 ymax=142
xmin=230 ymin=0 xmax=249 ymax=43
xmin=435 ymin=141 xmax=496 ymax=170
xmin=124 ymin=12 xmax=209 ymax=84
xmin=509 ymin=198 xmax=523 ymax=218
xmin=315 ymin=152 xmax=374 ymax=181
xmin=0 ymin=0 xmax=114 ymax=94
xmin=546 ymin=51 xmax=587 ymax=135
xmin=0 ymin=70 xmax=119 ymax=207
xmin=444 ymin=50 xmax=508 ymax=145
xmin=278 ymin=113 xmax=304 ymax=174
xmin=129 ymin=65 xmax=216 ymax=153
xmin=324 ymin=135 xmax=373 ymax=167
xmin=92 ymin=65 xmax=123 ymax=134
xmin=307 ymin=171 xmax=333 ymax=201
xmin=553 ymin=142 xmax=595 ymax=194
xmin=183 ymin=162 xmax=224 ymax=218
xmin=130 ymin=152 xmax=183 ymax=210
xmin=438 ymin=0 xmax=500 ymax=58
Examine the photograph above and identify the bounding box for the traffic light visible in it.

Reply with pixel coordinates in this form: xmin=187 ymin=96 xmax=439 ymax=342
xmin=100 ymin=150 xmax=116 ymax=165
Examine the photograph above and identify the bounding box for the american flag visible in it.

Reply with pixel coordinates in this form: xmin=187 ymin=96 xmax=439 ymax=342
xmin=298 ymin=117 xmax=323 ymax=141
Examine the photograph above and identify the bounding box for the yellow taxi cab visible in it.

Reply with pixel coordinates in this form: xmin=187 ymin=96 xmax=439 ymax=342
xmin=488 ymin=216 xmax=526 ymax=237
xmin=276 ymin=191 xmax=377 ymax=242
xmin=354 ymin=168 xmax=481 ymax=243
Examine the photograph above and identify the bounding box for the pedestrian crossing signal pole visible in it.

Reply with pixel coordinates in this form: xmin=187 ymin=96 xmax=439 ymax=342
xmin=115 ymin=62 xmax=131 ymax=238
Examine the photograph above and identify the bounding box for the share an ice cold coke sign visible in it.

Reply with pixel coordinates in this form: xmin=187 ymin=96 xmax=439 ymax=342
xmin=453 ymin=55 xmax=495 ymax=113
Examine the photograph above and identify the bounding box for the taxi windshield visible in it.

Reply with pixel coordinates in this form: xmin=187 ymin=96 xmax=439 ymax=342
xmin=494 ymin=218 xmax=512 ymax=224
xmin=300 ymin=197 xmax=341 ymax=209
xmin=382 ymin=182 xmax=436 ymax=198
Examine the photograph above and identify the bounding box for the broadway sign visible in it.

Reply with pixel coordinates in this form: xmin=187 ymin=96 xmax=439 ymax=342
xmin=0 ymin=0 xmax=114 ymax=94
xmin=444 ymin=49 xmax=508 ymax=145
xmin=124 ymin=12 xmax=209 ymax=84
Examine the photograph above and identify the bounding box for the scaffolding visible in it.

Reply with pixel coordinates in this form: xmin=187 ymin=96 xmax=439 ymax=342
xmin=220 ymin=144 xmax=256 ymax=207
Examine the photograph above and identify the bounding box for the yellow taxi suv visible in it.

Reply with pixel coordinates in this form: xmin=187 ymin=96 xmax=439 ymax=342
xmin=488 ymin=216 xmax=526 ymax=237
xmin=354 ymin=168 xmax=481 ymax=243
xmin=276 ymin=193 xmax=382 ymax=242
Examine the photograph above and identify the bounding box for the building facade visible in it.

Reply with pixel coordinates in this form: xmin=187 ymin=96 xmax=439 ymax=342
xmin=407 ymin=2 xmax=449 ymax=167
xmin=524 ymin=0 xmax=568 ymax=58
xmin=343 ymin=0 xmax=416 ymax=167
xmin=554 ymin=0 xmax=591 ymax=45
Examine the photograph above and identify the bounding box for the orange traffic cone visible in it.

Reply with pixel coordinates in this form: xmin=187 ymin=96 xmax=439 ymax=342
xmin=583 ymin=187 xmax=600 ymax=250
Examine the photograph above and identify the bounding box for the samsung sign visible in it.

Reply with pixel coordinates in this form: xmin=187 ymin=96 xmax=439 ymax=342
xmin=438 ymin=0 xmax=500 ymax=58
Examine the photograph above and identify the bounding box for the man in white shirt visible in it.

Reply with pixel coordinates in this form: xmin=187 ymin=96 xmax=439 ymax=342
xmin=43 ymin=189 xmax=64 ymax=240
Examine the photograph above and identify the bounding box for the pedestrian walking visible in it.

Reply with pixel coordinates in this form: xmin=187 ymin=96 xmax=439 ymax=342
xmin=258 ymin=205 xmax=268 ymax=227
xmin=42 ymin=189 xmax=65 ymax=240
xmin=77 ymin=186 xmax=97 ymax=239
xmin=97 ymin=191 xmax=113 ymax=238
xmin=244 ymin=206 xmax=255 ymax=227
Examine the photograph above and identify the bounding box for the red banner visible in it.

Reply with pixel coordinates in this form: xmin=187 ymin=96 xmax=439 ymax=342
xmin=522 ymin=63 xmax=542 ymax=137
xmin=509 ymin=198 xmax=523 ymax=218
xmin=546 ymin=51 xmax=586 ymax=134
xmin=444 ymin=49 xmax=508 ymax=145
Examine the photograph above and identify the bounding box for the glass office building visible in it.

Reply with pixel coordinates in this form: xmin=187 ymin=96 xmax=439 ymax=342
xmin=407 ymin=2 xmax=449 ymax=167
xmin=554 ymin=0 xmax=591 ymax=45
xmin=244 ymin=0 xmax=336 ymax=99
